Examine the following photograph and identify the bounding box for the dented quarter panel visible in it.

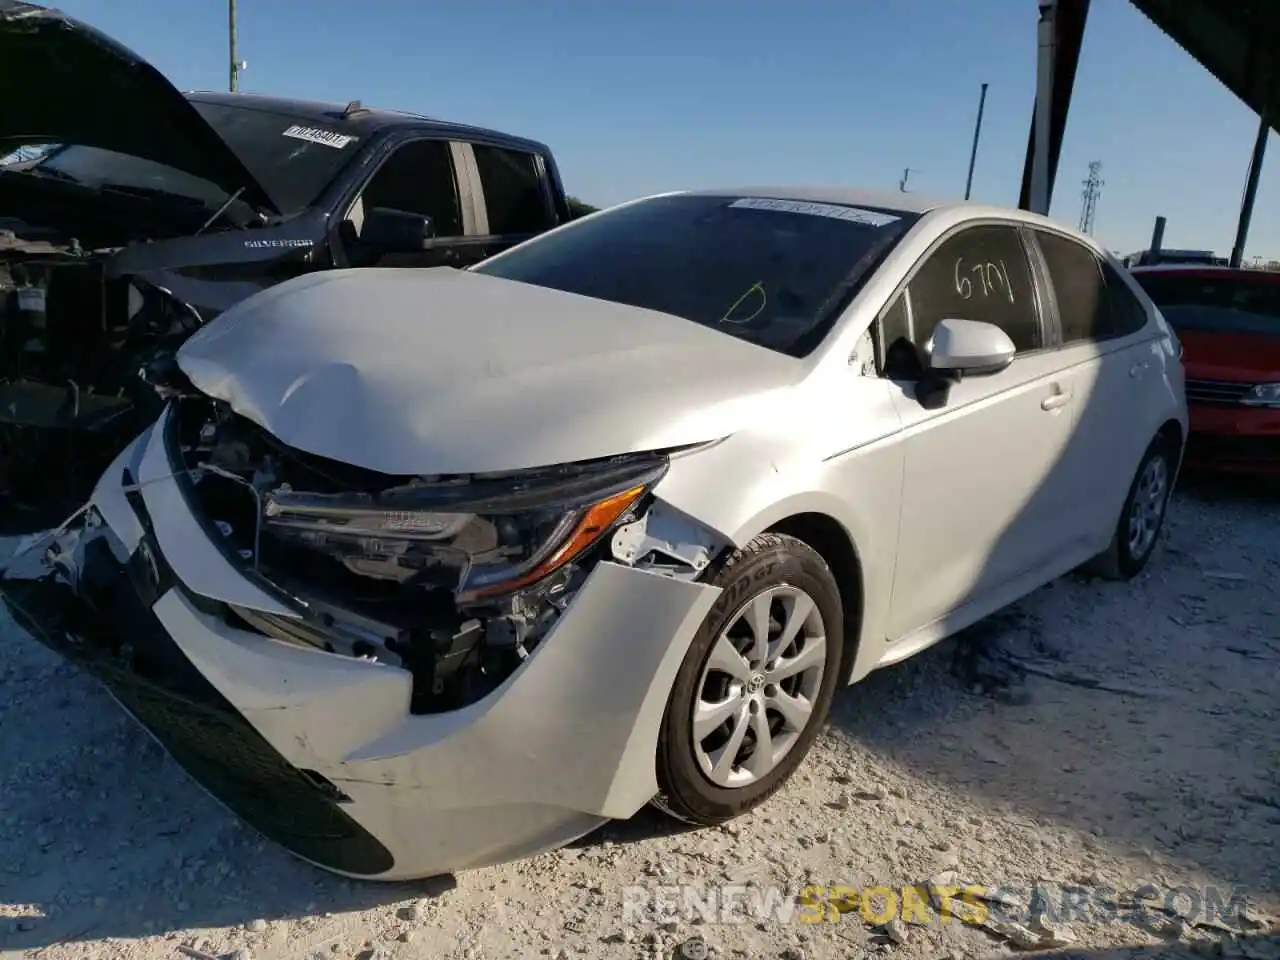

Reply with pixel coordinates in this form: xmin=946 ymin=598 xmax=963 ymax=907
xmin=652 ymin=363 xmax=908 ymax=684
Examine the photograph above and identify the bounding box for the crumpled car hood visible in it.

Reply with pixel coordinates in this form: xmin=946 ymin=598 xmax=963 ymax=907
xmin=175 ymin=268 xmax=803 ymax=476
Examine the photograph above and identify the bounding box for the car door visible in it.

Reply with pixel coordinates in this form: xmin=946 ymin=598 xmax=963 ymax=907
xmin=1028 ymin=228 xmax=1159 ymax=543
xmin=878 ymin=222 xmax=1078 ymax=642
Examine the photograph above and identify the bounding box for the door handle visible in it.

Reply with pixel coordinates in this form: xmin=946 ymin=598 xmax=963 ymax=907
xmin=1041 ymin=390 xmax=1073 ymax=411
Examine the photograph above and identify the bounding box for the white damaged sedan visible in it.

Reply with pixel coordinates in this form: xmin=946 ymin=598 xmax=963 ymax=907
xmin=1 ymin=188 xmax=1187 ymax=880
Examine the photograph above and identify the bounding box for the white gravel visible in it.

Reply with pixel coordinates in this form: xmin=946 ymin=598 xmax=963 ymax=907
xmin=2 ymin=477 xmax=1278 ymax=960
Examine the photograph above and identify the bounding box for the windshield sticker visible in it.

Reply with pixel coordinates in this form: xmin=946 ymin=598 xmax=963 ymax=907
xmin=282 ymin=125 xmax=358 ymax=150
xmin=729 ymin=197 xmax=900 ymax=227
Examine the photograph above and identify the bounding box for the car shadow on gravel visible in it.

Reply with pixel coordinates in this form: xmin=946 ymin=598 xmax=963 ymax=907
xmin=1030 ymin=935 xmax=1280 ymax=960
xmin=818 ymin=470 xmax=1280 ymax=903
xmin=1174 ymin=468 xmax=1280 ymax=505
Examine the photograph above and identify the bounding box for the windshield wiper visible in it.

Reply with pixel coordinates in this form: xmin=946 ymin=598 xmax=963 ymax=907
xmin=197 ymin=186 xmax=247 ymax=235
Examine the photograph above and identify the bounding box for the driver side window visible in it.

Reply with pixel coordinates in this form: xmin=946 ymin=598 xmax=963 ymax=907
xmin=878 ymin=225 xmax=1042 ymax=379
xmin=344 ymin=139 xmax=464 ymax=240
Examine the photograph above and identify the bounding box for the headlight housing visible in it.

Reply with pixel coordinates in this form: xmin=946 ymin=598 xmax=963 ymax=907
xmin=1240 ymin=382 xmax=1280 ymax=408
xmin=261 ymin=453 xmax=668 ymax=603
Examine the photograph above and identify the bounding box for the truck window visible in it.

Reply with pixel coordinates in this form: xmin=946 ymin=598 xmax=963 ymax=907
xmin=349 ymin=139 xmax=463 ymax=238
xmin=472 ymin=145 xmax=553 ymax=236
xmin=1134 ymin=272 xmax=1280 ymax=336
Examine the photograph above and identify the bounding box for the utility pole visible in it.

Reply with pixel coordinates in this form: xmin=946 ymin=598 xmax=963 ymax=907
xmin=1078 ymin=160 xmax=1102 ymax=234
xmin=228 ymin=0 xmax=247 ymax=92
xmin=964 ymin=82 xmax=989 ymax=201
xmin=899 ymin=168 xmax=915 ymax=192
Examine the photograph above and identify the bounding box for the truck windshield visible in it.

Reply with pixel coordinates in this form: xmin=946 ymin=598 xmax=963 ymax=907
xmin=189 ymin=100 xmax=362 ymax=216
xmin=472 ymin=193 xmax=919 ymax=358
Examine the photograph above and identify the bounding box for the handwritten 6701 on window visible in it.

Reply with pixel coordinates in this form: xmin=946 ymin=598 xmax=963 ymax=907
xmin=954 ymin=256 xmax=1015 ymax=304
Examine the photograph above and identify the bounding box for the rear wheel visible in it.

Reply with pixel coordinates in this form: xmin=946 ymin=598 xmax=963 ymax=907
xmin=1086 ymin=435 xmax=1175 ymax=581
xmin=652 ymin=533 xmax=844 ymax=825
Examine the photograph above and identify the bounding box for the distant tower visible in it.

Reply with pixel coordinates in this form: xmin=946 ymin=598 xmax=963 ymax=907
xmin=1079 ymin=161 xmax=1103 ymax=235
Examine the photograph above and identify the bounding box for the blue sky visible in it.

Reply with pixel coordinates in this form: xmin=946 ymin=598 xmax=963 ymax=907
xmin=51 ymin=0 xmax=1279 ymax=260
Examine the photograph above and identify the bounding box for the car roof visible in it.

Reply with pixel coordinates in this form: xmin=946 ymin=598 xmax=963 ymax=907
xmin=677 ymin=185 xmax=952 ymax=215
xmin=670 ymin=185 xmax=1088 ymax=230
xmin=1130 ymin=264 xmax=1280 ymax=282
xmin=183 ymin=91 xmax=553 ymax=154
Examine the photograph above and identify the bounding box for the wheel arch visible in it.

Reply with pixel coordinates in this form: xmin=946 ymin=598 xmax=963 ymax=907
xmin=762 ymin=511 xmax=865 ymax=685
xmin=1156 ymin=417 xmax=1184 ymax=456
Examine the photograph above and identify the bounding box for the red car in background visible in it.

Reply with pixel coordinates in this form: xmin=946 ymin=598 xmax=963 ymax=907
xmin=1131 ymin=266 xmax=1280 ymax=475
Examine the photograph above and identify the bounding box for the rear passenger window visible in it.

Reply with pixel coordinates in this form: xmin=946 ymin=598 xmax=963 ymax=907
xmin=1098 ymin=262 xmax=1149 ymax=338
xmin=905 ymin=225 xmax=1042 ymax=354
xmin=472 ymin=145 xmax=553 ymax=235
xmin=1036 ymin=231 xmax=1148 ymax=343
xmin=1036 ymin=230 xmax=1106 ymax=344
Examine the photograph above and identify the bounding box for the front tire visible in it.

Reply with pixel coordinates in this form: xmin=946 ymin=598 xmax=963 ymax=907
xmin=1086 ymin=435 xmax=1176 ymax=581
xmin=652 ymin=533 xmax=844 ymax=825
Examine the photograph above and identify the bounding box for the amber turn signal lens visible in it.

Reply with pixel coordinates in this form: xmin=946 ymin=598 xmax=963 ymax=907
xmin=467 ymin=484 xmax=648 ymax=599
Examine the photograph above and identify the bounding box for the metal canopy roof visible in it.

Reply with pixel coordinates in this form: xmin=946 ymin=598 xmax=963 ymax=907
xmin=1129 ymin=0 xmax=1280 ymax=132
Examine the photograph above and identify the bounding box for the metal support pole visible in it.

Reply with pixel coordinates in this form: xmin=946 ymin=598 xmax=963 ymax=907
xmin=229 ymin=0 xmax=238 ymax=92
xmin=1229 ymin=112 xmax=1269 ymax=269
xmin=1148 ymin=216 xmax=1166 ymax=265
xmin=1029 ymin=0 xmax=1057 ymax=215
xmin=964 ymin=83 xmax=989 ymax=201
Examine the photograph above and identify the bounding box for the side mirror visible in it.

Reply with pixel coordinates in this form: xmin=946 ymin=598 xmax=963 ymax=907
xmin=360 ymin=207 xmax=435 ymax=251
xmin=927 ymin=318 xmax=1016 ymax=376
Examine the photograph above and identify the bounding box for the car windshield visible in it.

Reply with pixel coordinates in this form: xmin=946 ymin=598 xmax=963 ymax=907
xmin=1134 ymin=272 xmax=1280 ymax=337
xmin=1 ymin=101 xmax=360 ymax=220
xmin=471 ymin=193 xmax=919 ymax=357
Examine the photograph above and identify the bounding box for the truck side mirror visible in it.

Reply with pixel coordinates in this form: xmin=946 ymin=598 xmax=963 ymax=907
xmin=361 ymin=207 xmax=435 ymax=251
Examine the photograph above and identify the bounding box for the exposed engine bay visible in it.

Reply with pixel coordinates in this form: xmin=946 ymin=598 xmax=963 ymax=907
xmin=166 ymin=395 xmax=725 ymax=714
xmin=1 ymin=221 xmax=202 ymax=529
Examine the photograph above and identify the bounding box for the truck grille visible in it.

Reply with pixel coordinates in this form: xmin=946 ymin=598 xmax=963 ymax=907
xmin=1184 ymin=378 xmax=1253 ymax=405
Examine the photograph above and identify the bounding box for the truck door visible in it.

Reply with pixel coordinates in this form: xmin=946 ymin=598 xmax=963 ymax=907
xmin=451 ymin=141 xmax=562 ymax=263
xmin=335 ymin=137 xmax=473 ymax=269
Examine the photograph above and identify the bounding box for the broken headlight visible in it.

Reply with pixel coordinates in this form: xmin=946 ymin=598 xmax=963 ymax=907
xmin=261 ymin=453 xmax=668 ymax=603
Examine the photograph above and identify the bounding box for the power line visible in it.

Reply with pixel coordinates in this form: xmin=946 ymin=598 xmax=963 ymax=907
xmin=1078 ymin=160 xmax=1103 ymax=235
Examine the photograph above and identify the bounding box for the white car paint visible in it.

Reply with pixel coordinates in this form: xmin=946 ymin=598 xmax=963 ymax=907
xmin=2 ymin=186 xmax=1187 ymax=881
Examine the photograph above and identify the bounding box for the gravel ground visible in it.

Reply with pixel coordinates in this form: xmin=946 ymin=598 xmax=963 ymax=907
xmin=1 ymin=475 xmax=1278 ymax=960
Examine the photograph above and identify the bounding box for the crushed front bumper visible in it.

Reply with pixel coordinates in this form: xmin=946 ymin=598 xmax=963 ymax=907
xmin=0 ymin=413 xmax=721 ymax=880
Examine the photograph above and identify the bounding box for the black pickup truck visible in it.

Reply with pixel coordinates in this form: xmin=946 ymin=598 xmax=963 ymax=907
xmin=0 ymin=0 xmax=574 ymax=533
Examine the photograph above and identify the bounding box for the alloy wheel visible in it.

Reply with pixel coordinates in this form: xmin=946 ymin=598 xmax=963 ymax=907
xmin=1127 ymin=452 xmax=1169 ymax=559
xmin=691 ymin=584 xmax=828 ymax=789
